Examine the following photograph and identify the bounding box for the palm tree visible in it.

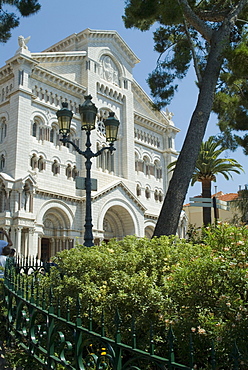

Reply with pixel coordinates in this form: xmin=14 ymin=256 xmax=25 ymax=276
xmin=168 ymin=136 xmax=244 ymax=226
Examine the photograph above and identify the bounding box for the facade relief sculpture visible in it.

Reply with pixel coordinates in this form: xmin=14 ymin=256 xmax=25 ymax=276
xmin=99 ymin=56 xmax=119 ymax=86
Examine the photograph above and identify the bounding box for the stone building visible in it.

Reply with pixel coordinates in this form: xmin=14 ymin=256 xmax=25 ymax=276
xmin=0 ymin=29 xmax=185 ymax=260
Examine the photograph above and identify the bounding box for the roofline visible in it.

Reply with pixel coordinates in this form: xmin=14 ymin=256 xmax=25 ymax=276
xmin=43 ymin=28 xmax=140 ymax=66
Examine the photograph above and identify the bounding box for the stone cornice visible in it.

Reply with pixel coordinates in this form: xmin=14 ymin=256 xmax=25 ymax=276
xmin=144 ymin=213 xmax=158 ymax=220
xmin=36 ymin=188 xmax=82 ymax=203
xmin=31 ymin=66 xmax=86 ymax=97
xmin=132 ymin=80 xmax=180 ymax=133
xmin=0 ymin=64 xmax=14 ymax=83
xmin=43 ymin=28 xmax=140 ymax=67
xmin=134 ymin=111 xmax=180 ymax=134
xmin=32 ymin=51 xmax=86 ymax=63
xmin=92 ymin=180 xmax=147 ymax=212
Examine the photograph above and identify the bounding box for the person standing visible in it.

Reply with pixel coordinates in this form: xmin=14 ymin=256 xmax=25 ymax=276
xmin=0 ymin=246 xmax=11 ymax=279
xmin=0 ymin=229 xmax=13 ymax=256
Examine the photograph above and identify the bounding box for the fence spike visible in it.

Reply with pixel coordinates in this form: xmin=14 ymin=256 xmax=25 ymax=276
xmin=131 ymin=316 xmax=136 ymax=349
xmin=150 ymin=324 xmax=154 ymax=355
xmin=25 ymin=275 xmax=29 ymax=300
xmin=42 ymin=287 xmax=46 ymax=310
xmin=76 ymin=296 xmax=82 ymax=326
xmin=76 ymin=296 xmax=81 ymax=317
xmin=189 ymin=333 xmax=194 ymax=369
xmin=57 ymin=294 xmax=61 ymax=317
xmin=88 ymin=303 xmax=92 ymax=331
xmin=101 ymin=309 xmax=105 ymax=337
xmin=21 ymin=273 xmax=25 ymax=298
xmin=210 ymin=340 xmax=216 ymax=370
xmin=115 ymin=309 xmax=122 ymax=344
xmin=30 ymin=276 xmax=34 ymax=302
xmin=36 ymin=278 xmax=40 ymax=306
xmin=35 ymin=255 xmax=39 ymax=269
xmin=66 ymin=298 xmax=70 ymax=321
xmin=168 ymin=325 xmax=175 ymax=365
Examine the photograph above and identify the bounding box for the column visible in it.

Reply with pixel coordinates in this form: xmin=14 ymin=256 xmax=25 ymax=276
xmin=15 ymin=226 xmax=22 ymax=255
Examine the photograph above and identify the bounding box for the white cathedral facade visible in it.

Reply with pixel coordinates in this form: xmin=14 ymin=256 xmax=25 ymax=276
xmin=0 ymin=29 xmax=186 ymax=260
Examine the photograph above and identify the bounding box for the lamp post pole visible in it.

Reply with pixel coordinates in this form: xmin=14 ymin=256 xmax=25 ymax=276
xmin=84 ymin=130 xmax=94 ymax=247
xmin=57 ymin=95 xmax=120 ymax=247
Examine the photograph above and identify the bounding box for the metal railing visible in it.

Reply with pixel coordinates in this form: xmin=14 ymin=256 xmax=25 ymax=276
xmin=2 ymin=259 xmax=243 ymax=369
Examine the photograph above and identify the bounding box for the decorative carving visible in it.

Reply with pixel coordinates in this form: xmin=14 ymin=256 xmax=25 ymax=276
xmin=16 ymin=35 xmax=31 ymax=56
xmin=103 ymin=219 xmax=112 ymax=232
xmin=165 ymin=108 xmax=174 ymax=121
xmin=99 ymin=56 xmax=119 ymax=86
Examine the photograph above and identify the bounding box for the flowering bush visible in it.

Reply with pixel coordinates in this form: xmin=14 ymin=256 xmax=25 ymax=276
xmin=42 ymin=223 xmax=248 ymax=368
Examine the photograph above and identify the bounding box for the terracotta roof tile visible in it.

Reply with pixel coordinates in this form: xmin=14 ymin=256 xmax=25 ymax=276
xmin=217 ymin=193 xmax=238 ymax=201
xmin=183 ymin=192 xmax=238 ymax=207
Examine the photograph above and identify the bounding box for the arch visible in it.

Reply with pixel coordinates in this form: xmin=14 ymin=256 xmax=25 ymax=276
xmin=38 ymin=151 xmax=47 ymax=160
xmin=145 ymin=226 xmax=154 ymax=239
xmin=134 ymin=148 xmax=142 ymax=159
xmin=102 ymin=206 xmax=135 ymax=240
xmin=154 ymin=160 xmax=162 ymax=180
xmin=142 ymin=151 xmax=153 ymax=163
xmin=97 ymin=198 xmax=140 ymax=238
xmin=38 ymin=203 xmax=75 ymax=261
xmin=97 ymin=49 xmax=125 ymax=77
xmin=0 ymin=111 xmax=9 ymax=121
xmin=99 ymin=54 xmax=122 ymax=87
xmin=51 ymin=156 xmax=61 ymax=163
xmin=144 ymin=220 xmax=156 ymax=239
xmin=0 ymin=117 xmax=7 ymax=143
xmin=36 ymin=200 xmax=74 ymax=227
xmin=30 ymin=112 xmax=47 ymax=126
xmin=43 ymin=208 xmax=70 ymax=233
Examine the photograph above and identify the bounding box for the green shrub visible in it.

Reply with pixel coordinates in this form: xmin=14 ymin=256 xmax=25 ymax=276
xmin=40 ymin=223 xmax=248 ymax=368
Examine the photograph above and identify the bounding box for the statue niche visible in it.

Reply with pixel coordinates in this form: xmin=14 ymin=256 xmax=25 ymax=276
xmin=99 ymin=55 xmax=119 ymax=86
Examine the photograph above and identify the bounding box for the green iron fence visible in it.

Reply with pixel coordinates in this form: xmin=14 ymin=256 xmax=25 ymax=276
xmin=2 ymin=259 xmax=244 ymax=369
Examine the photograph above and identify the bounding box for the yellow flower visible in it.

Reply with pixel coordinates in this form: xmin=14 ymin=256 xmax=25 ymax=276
xmin=107 ymin=248 xmax=114 ymax=253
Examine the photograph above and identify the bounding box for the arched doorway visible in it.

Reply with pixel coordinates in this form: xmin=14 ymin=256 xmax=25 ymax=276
xmin=145 ymin=225 xmax=154 ymax=239
xmin=102 ymin=205 xmax=135 ymax=241
xmin=41 ymin=207 xmax=73 ymax=261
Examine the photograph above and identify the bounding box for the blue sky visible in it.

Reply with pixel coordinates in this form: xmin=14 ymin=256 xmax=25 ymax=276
xmin=0 ymin=0 xmax=246 ymax=201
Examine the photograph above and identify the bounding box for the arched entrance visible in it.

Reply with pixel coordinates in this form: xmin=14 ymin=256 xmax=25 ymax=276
xmin=102 ymin=205 xmax=135 ymax=241
xmin=145 ymin=225 xmax=154 ymax=239
xmin=41 ymin=207 xmax=73 ymax=261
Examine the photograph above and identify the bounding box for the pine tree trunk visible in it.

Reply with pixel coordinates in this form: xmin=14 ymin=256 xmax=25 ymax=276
xmin=153 ymin=26 xmax=232 ymax=237
xmin=201 ymin=179 xmax=212 ymax=227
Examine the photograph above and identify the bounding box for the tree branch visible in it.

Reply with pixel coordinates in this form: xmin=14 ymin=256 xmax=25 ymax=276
xmin=225 ymin=0 xmax=248 ymax=24
xmin=183 ymin=20 xmax=202 ymax=86
xmin=195 ymin=9 xmax=230 ymax=22
xmin=177 ymin=0 xmax=213 ymax=42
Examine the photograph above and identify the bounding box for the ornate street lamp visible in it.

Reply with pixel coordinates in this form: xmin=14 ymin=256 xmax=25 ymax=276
xmin=56 ymin=95 xmax=120 ymax=247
